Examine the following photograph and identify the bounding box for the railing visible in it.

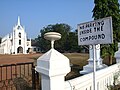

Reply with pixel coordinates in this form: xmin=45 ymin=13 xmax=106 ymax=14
xmin=0 ymin=62 xmax=40 ymax=90
xmin=65 ymin=63 xmax=120 ymax=90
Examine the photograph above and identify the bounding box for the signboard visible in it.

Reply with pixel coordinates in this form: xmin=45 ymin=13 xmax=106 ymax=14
xmin=78 ymin=17 xmax=113 ymax=45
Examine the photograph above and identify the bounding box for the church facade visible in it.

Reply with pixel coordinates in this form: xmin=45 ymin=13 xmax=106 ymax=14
xmin=0 ymin=17 xmax=31 ymax=54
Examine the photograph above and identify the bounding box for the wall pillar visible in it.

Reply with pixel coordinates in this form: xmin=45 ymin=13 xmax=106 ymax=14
xmin=115 ymin=43 xmax=120 ymax=63
xmin=36 ymin=49 xmax=70 ymax=90
xmin=80 ymin=44 xmax=107 ymax=74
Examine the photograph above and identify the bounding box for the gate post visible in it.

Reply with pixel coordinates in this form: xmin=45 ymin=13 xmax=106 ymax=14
xmin=36 ymin=49 xmax=70 ymax=90
xmin=36 ymin=32 xmax=71 ymax=90
xmin=115 ymin=43 xmax=120 ymax=63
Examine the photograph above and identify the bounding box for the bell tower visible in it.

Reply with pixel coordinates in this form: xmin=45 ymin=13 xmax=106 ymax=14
xmin=12 ymin=16 xmax=27 ymax=54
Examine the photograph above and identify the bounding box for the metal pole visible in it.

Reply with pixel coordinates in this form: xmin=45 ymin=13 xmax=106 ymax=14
xmin=93 ymin=45 xmax=97 ymax=90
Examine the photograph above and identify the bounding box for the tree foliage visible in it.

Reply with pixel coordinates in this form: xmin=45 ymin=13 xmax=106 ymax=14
xmin=92 ymin=0 xmax=120 ymax=64
xmin=35 ymin=23 xmax=81 ymax=52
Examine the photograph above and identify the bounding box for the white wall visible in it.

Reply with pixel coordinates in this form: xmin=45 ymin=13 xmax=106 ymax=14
xmin=65 ymin=63 xmax=120 ymax=90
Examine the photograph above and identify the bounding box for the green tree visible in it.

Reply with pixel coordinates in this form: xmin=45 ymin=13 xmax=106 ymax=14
xmin=37 ymin=23 xmax=71 ymax=52
xmin=65 ymin=32 xmax=80 ymax=52
xmin=36 ymin=23 xmax=81 ymax=53
xmin=92 ymin=0 xmax=120 ymax=65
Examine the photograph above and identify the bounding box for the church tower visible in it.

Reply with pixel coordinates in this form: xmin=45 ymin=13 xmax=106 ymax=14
xmin=0 ymin=16 xmax=31 ymax=54
xmin=11 ymin=16 xmax=31 ymax=54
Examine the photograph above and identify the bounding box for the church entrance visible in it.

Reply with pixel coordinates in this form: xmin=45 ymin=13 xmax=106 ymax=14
xmin=17 ymin=46 xmax=23 ymax=54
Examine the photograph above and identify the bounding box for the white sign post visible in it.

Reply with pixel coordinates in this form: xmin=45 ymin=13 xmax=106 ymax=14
xmin=78 ymin=17 xmax=113 ymax=90
xmin=93 ymin=45 xmax=96 ymax=90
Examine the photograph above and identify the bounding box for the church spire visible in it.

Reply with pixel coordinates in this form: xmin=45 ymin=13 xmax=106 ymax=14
xmin=17 ymin=16 xmax=20 ymax=26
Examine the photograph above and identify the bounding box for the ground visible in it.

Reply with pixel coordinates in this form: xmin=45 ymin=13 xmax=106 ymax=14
xmin=1 ymin=53 xmax=114 ymax=80
xmin=0 ymin=53 xmax=89 ymax=81
xmin=0 ymin=53 xmax=89 ymax=66
xmin=0 ymin=54 xmax=41 ymax=65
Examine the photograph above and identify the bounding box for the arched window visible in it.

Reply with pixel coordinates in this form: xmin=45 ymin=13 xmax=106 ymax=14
xmin=19 ymin=40 xmax=21 ymax=45
xmin=18 ymin=32 xmax=21 ymax=38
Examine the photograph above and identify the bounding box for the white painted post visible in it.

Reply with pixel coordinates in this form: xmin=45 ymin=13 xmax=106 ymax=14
xmin=80 ymin=44 xmax=107 ymax=74
xmin=36 ymin=32 xmax=71 ymax=90
xmin=91 ymin=44 xmax=102 ymax=66
xmin=93 ymin=45 xmax=97 ymax=90
xmin=89 ymin=45 xmax=94 ymax=60
xmin=36 ymin=49 xmax=70 ymax=90
xmin=115 ymin=43 xmax=120 ymax=63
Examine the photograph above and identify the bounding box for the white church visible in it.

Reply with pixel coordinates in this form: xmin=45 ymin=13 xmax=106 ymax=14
xmin=0 ymin=17 xmax=32 ymax=54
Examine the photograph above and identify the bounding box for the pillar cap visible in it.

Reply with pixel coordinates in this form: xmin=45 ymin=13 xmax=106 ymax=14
xmin=36 ymin=48 xmax=70 ymax=76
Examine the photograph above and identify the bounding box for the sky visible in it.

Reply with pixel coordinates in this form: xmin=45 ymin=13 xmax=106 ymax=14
xmin=0 ymin=0 xmax=95 ymax=39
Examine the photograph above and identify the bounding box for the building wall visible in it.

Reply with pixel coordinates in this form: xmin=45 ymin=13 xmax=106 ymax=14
xmin=31 ymin=46 xmax=41 ymax=53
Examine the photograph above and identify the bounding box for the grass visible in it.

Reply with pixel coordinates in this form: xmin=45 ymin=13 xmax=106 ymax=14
xmin=64 ymin=53 xmax=89 ymax=68
xmin=63 ymin=53 xmax=89 ymax=80
xmin=63 ymin=53 xmax=116 ymax=80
